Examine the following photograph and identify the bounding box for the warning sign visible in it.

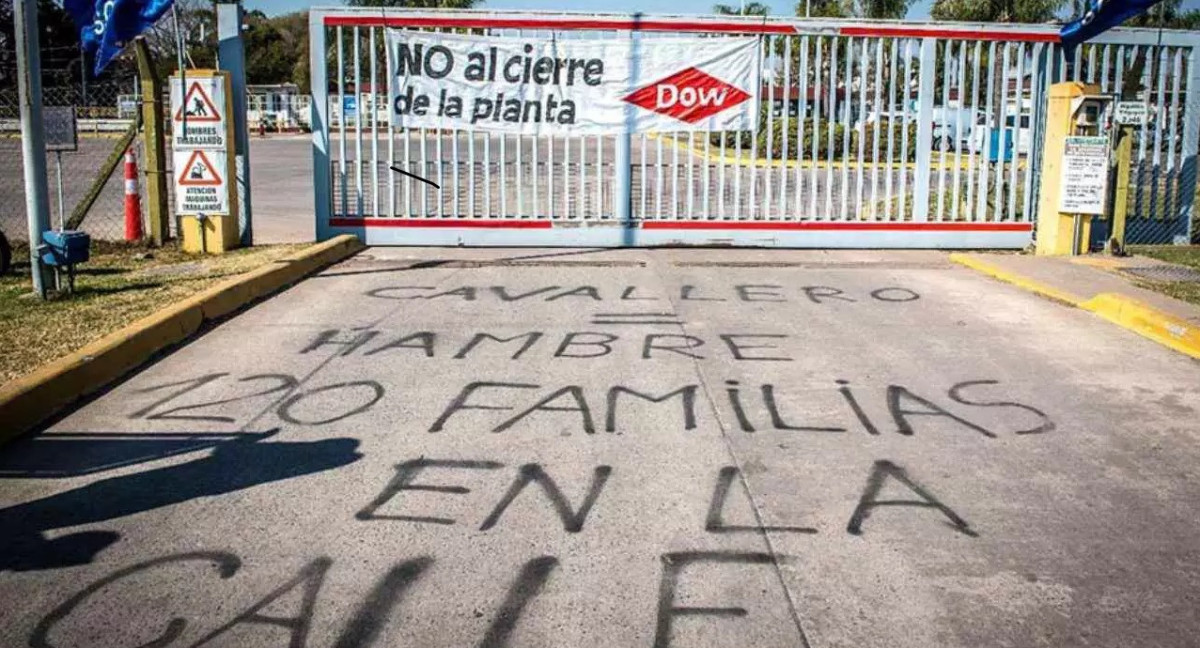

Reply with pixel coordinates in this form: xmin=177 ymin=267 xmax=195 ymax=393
xmin=170 ymin=77 xmax=227 ymax=149
xmin=1059 ymin=136 xmax=1110 ymax=215
xmin=173 ymin=149 xmax=229 ymax=216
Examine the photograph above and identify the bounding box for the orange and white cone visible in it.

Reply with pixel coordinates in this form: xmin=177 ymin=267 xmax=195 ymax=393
xmin=124 ymin=148 xmax=144 ymax=241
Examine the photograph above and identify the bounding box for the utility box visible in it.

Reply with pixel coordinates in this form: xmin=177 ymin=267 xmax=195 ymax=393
xmin=39 ymin=230 xmax=91 ymax=266
xmin=1035 ymin=82 xmax=1113 ymax=256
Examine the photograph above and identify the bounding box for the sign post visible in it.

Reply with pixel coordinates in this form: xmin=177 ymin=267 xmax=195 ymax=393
xmin=170 ymin=71 xmax=239 ymax=253
xmin=44 ymin=106 xmax=79 ymax=230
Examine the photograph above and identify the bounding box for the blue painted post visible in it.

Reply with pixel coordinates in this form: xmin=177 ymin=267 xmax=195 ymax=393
xmin=218 ymin=2 xmax=254 ymax=246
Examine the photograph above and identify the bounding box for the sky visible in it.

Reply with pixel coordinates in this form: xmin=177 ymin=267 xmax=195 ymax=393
xmin=244 ymin=0 xmax=1200 ymax=20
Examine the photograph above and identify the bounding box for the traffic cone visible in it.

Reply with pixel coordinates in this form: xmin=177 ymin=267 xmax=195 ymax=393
xmin=124 ymin=148 xmax=144 ymax=241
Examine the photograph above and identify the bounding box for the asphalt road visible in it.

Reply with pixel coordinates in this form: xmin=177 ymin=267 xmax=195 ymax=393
xmin=2 ymin=248 xmax=1199 ymax=647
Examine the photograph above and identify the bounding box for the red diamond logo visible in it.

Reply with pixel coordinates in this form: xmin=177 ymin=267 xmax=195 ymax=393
xmin=623 ymin=67 xmax=751 ymax=124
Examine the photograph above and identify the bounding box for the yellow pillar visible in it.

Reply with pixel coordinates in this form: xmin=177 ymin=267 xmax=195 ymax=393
xmin=180 ymin=215 xmax=239 ymax=254
xmin=1036 ymin=82 xmax=1103 ymax=256
xmin=1109 ymin=125 xmax=1133 ymax=252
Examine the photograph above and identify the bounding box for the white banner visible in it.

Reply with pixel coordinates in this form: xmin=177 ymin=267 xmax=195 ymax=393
xmin=386 ymin=31 xmax=760 ymax=135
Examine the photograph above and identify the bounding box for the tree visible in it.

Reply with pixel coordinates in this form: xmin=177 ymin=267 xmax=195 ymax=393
xmin=795 ymin=0 xmax=913 ymax=18
xmin=930 ymin=0 xmax=1063 ymax=23
xmin=714 ymin=2 xmax=772 ymax=15
xmin=0 ymin=0 xmax=95 ymax=89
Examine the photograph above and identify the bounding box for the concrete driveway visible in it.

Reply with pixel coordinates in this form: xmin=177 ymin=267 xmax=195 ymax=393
xmin=2 ymin=248 xmax=1199 ymax=648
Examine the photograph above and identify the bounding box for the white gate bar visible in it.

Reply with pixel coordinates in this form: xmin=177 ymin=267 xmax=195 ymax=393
xmin=913 ymin=38 xmax=936 ymax=221
xmin=1007 ymin=42 xmax=1026 ymax=222
xmin=950 ymin=40 xmax=965 ymax=222
xmin=855 ymin=38 xmax=868 ymax=221
xmin=1022 ymin=42 xmax=1044 ymax=222
xmin=353 ymin=28 xmax=363 ymax=217
xmin=778 ymin=36 xmax=792 ymax=220
xmin=884 ymin=37 xmax=898 ymax=221
xmin=869 ymin=37 xmax=884 ymax=222
xmin=840 ymin=37 xmax=852 ymax=221
xmin=386 ymin=30 xmax=396 ymax=218
xmin=337 ymin=26 xmax=347 ymax=218
xmin=992 ymin=43 xmax=1011 ymax=221
xmin=935 ymin=40 xmax=951 ymax=222
xmin=811 ymin=36 xmax=822 ymax=220
xmin=899 ymin=38 xmax=913 ymax=221
xmin=370 ymin=28 xmax=379 ymax=218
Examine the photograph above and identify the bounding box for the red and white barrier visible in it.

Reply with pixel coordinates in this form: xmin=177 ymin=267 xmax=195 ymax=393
xmin=123 ymin=148 xmax=143 ymax=242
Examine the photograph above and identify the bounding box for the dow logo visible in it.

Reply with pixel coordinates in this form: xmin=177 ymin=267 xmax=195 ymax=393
xmin=623 ymin=67 xmax=750 ymax=124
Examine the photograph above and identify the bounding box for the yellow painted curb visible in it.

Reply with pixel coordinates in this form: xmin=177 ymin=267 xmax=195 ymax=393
xmin=1080 ymin=293 xmax=1200 ymax=360
xmin=950 ymin=253 xmax=1200 ymax=361
xmin=948 ymin=253 xmax=1084 ymax=307
xmin=0 ymin=234 xmax=365 ymax=445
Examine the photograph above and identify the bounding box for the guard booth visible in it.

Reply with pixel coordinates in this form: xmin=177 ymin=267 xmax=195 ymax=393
xmin=308 ymin=8 xmax=1200 ymax=248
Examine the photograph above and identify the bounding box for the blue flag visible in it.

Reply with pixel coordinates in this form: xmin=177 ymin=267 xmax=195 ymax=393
xmin=63 ymin=0 xmax=176 ymax=76
xmin=1061 ymin=0 xmax=1165 ymax=50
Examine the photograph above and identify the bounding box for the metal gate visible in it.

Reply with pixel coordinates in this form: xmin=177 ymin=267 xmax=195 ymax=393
xmin=309 ymin=9 xmax=1200 ymax=248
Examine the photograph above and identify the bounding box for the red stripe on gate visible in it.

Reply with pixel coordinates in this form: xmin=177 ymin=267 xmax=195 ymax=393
xmin=640 ymin=221 xmax=1033 ymax=231
xmin=330 ymin=218 xmax=553 ymax=229
xmin=332 ymin=218 xmax=1030 ymax=232
xmin=838 ymin=25 xmax=1060 ymax=43
xmin=322 ymin=15 xmax=797 ymax=34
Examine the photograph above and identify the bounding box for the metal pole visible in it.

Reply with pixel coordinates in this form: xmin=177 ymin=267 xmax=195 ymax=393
xmin=14 ymin=0 xmax=52 ymax=297
xmin=80 ymin=49 xmax=88 ymax=106
xmin=55 ymin=152 xmax=65 ymax=230
xmin=218 ymin=2 xmax=254 ymax=246
xmin=173 ymin=2 xmax=188 ymax=139
xmin=618 ymin=18 xmax=639 ymax=245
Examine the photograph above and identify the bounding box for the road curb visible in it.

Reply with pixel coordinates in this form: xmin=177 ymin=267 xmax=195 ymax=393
xmin=947 ymin=253 xmax=1083 ymax=307
xmin=949 ymin=253 xmax=1200 ymax=360
xmin=1079 ymin=293 xmax=1200 ymax=360
xmin=0 ymin=234 xmax=364 ymax=445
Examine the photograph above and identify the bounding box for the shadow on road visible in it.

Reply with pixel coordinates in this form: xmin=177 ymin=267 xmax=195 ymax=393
xmin=0 ymin=430 xmax=361 ymax=573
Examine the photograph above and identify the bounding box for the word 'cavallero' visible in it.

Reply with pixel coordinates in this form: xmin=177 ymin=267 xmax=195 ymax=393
xmin=364 ymin=284 xmax=921 ymax=303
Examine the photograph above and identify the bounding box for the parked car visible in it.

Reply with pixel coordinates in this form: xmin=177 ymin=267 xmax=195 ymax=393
xmin=971 ymin=113 xmax=1033 ymax=157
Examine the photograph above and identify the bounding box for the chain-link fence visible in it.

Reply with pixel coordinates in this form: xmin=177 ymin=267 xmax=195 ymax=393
xmin=0 ymin=73 xmax=173 ymax=243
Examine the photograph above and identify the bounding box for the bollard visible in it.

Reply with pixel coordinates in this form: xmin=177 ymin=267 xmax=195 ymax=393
xmin=123 ymin=147 xmax=144 ymax=241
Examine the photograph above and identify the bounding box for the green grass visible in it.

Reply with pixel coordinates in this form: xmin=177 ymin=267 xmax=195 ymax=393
xmin=0 ymin=240 xmax=305 ymax=384
xmin=1126 ymin=245 xmax=1200 ymax=307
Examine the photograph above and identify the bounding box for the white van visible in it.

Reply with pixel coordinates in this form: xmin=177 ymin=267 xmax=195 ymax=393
xmin=971 ymin=113 xmax=1033 ymax=157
